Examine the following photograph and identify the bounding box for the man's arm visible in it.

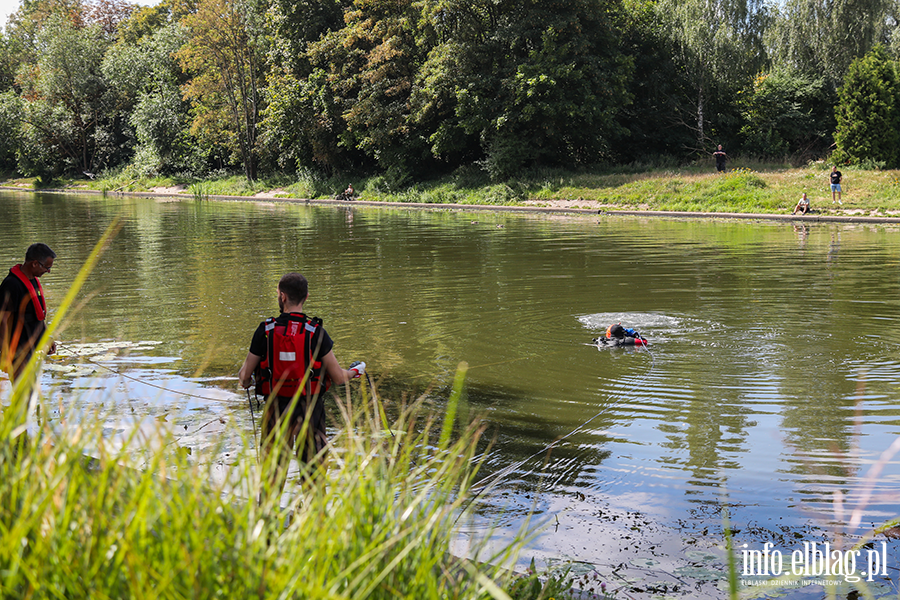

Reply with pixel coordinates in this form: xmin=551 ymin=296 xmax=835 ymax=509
xmin=239 ymin=352 xmax=262 ymax=389
xmin=0 ymin=309 xmax=9 ymax=363
xmin=322 ymin=350 xmax=363 ymax=385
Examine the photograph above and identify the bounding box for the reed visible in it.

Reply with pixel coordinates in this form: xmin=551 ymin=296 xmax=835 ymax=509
xmin=189 ymin=181 xmax=209 ymax=202
xmin=0 ymin=358 xmax=552 ymax=599
xmin=0 ymin=226 xmax=547 ymax=599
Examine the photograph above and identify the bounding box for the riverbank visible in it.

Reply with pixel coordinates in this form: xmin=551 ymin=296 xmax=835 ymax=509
xmin=6 ymin=161 xmax=900 ymax=221
xmin=7 ymin=183 xmax=900 ymax=225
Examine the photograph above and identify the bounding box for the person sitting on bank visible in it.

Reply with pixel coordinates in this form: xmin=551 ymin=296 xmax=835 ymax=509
xmin=238 ymin=273 xmax=365 ymax=502
xmin=341 ymin=184 xmax=355 ymax=200
xmin=792 ymin=193 xmax=810 ymax=215
xmin=0 ymin=243 xmax=57 ymax=380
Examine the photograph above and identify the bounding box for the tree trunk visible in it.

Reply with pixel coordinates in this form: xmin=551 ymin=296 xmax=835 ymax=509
xmin=697 ymin=86 xmax=704 ymax=148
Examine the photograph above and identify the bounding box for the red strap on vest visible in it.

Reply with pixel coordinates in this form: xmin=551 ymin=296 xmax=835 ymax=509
xmin=9 ymin=264 xmax=46 ymax=321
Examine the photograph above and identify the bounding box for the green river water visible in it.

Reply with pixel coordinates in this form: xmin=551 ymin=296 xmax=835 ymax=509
xmin=3 ymin=191 xmax=900 ymax=597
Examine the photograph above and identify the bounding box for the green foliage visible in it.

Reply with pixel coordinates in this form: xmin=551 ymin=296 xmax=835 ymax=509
xmin=4 ymin=0 xmax=900 ymax=182
xmin=177 ymin=0 xmax=266 ymax=180
xmin=15 ymin=15 xmax=122 ymax=175
xmin=767 ymin=0 xmax=894 ymax=87
xmin=656 ymin=0 xmax=767 ymax=150
xmin=739 ymin=70 xmax=835 ymax=161
xmin=103 ymin=24 xmax=199 ymax=177
xmin=611 ymin=0 xmax=695 ymax=162
xmin=117 ymin=3 xmax=172 ymax=44
xmin=432 ymin=0 xmax=633 ymax=178
xmin=266 ymin=0 xmax=343 ymax=75
xmin=834 ymin=45 xmax=900 ymax=167
xmin=0 ymin=90 xmax=23 ymax=171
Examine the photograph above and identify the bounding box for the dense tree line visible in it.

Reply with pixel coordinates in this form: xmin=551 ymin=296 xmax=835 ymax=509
xmin=0 ymin=0 xmax=898 ymax=183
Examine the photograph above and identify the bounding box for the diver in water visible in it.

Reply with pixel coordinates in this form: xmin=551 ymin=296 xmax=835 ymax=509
xmin=592 ymin=323 xmax=647 ymax=347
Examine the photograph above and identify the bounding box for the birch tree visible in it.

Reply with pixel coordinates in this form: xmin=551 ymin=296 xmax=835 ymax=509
xmin=656 ymin=0 xmax=767 ymax=150
xmin=767 ymin=0 xmax=896 ymax=85
xmin=177 ymin=0 xmax=265 ymax=180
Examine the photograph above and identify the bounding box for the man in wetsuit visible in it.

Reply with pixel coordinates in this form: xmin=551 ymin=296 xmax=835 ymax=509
xmin=0 ymin=243 xmax=57 ymax=380
xmin=238 ymin=272 xmax=365 ymax=500
xmin=592 ymin=323 xmax=646 ymax=347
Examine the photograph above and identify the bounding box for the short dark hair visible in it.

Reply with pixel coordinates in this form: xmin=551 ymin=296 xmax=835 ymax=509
xmin=278 ymin=273 xmax=308 ymax=304
xmin=25 ymin=243 xmax=56 ymax=263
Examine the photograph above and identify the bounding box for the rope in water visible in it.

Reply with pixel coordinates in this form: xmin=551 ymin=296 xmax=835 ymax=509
xmin=54 ymin=342 xmax=236 ymax=403
xmin=54 ymin=337 xmax=656 ymax=490
xmin=457 ymin=342 xmax=656 ymax=518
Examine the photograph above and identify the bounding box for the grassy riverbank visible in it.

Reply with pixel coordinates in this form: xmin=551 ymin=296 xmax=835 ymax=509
xmin=7 ymin=159 xmax=900 ymax=216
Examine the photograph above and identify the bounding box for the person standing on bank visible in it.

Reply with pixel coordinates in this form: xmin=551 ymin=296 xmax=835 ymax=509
xmin=830 ymin=166 xmax=843 ymax=204
xmin=0 ymin=243 xmax=56 ymax=380
xmin=714 ymin=145 xmax=728 ymax=172
xmin=238 ymin=273 xmax=365 ymax=499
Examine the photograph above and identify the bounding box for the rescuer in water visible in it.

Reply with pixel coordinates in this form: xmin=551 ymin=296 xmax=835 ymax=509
xmin=239 ymin=272 xmax=365 ymax=501
xmin=0 ymin=243 xmax=57 ymax=380
xmin=592 ymin=323 xmax=647 ymax=347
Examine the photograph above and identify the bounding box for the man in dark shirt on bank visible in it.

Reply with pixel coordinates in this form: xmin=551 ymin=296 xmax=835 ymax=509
xmin=714 ymin=145 xmax=728 ymax=172
xmin=830 ymin=166 xmax=843 ymax=204
xmin=0 ymin=243 xmax=57 ymax=380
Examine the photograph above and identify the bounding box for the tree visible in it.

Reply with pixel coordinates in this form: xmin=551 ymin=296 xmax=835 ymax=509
xmin=608 ymin=0 xmax=696 ymax=162
xmin=261 ymin=0 xmax=349 ymax=174
xmin=16 ymin=14 xmax=116 ymax=176
xmin=84 ymin=0 xmax=138 ymax=39
xmin=656 ymin=0 xmax=768 ymax=151
xmin=767 ymin=0 xmax=895 ymax=87
xmin=177 ymin=0 xmax=265 ymax=180
xmin=0 ymin=91 xmax=24 ymax=171
xmin=103 ymin=24 xmax=196 ymax=175
xmin=738 ymin=69 xmax=834 ymax=161
xmin=6 ymin=0 xmax=86 ymax=67
xmin=330 ymin=0 xmax=430 ymax=182
xmin=413 ymin=0 xmax=633 ymax=178
xmin=833 ymin=44 xmax=900 ymax=167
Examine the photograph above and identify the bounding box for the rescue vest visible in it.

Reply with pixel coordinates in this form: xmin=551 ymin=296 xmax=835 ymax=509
xmin=255 ymin=313 xmax=329 ymax=399
xmin=8 ymin=264 xmax=46 ymax=321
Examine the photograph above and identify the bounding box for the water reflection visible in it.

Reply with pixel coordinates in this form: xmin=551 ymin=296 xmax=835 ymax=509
xmin=3 ymin=192 xmax=900 ymax=594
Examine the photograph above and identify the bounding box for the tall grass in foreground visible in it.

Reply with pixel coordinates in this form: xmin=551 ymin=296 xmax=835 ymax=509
xmin=0 ymin=363 xmax=536 ymax=599
xmin=0 ymin=223 xmax=535 ymax=599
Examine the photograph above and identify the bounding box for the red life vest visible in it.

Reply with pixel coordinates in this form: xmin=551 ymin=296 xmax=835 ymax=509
xmin=255 ymin=313 xmax=329 ymax=398
xmin=8 ymin=264 xmax=46 ymax=321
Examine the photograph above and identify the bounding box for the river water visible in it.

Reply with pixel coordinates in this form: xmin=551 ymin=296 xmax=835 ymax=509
xmin=3 ymin=191 xmax=900 ymax=597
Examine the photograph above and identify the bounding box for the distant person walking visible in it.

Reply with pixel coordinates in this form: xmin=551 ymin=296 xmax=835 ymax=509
xmin=0 ymin=243 xmax=56 ymax=380
xmin=713 ymin=145 xmax=728 ymax=172
xmin=830 ymin=166 xmax=843 ymax=204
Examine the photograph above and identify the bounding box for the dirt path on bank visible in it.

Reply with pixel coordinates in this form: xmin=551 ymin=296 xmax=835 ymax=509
xmin=7 ymin=186 xmax=900 ymax=224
